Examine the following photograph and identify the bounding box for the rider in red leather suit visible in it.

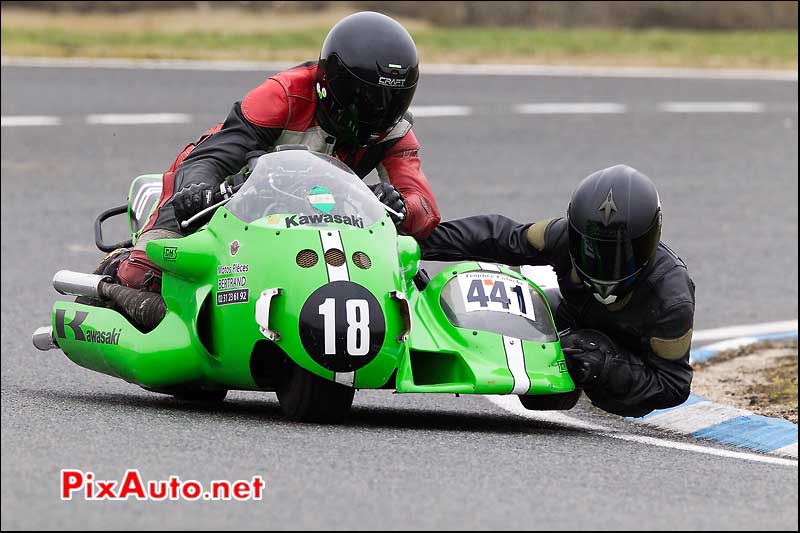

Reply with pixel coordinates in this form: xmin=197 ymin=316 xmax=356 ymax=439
xmin=113 ymin=12 xmax=440 ymax=291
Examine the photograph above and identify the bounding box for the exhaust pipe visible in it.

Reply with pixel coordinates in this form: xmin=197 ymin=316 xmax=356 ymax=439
xmin=52 ymin=270 xmax=166 ymax=332
xmin=53 ymin=270 xmax=111 ymax=298
xmin=32 ymin=326 xmax=57 ymax=351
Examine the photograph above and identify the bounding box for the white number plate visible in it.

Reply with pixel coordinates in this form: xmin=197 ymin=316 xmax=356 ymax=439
xmin=456 ymin=272 xmax=535 ymax=321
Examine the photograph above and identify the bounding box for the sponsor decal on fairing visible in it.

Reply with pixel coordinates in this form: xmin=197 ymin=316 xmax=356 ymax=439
xmin=285 ymin=214 xmax=364 ymax=229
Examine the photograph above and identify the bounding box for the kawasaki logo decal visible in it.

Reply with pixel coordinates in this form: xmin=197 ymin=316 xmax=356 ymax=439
xmin=55 ymin=309 xmax=121 ymax=345
xmin=285 ymin=214 xmax=364 ymax=229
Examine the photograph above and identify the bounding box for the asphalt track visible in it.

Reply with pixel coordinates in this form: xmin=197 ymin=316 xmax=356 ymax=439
xmin=1 ymin=62 xmax=798 ymax=530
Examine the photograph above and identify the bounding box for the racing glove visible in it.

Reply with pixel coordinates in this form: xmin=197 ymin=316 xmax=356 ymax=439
xmin=369 ymin=182 xmax=407 ymax=226
xmin=172 ymin=182 xmax=226 ymax=228
xmin=560 ymin=329 xmax=616 ymax=387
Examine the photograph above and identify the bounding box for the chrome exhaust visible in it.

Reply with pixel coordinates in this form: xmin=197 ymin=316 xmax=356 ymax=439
xmin=32 ymin=326 xmax=57 ymax=351
xmin=52 ymin=270 xmax=110 ymax=298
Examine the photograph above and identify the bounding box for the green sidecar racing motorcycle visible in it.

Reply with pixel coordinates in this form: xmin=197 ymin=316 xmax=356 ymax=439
xmin=32 ymin=147 xmax=577 ymax=422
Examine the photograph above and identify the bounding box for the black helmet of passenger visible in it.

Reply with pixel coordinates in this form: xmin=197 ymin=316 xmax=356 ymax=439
xmin=315 ymin=11 xmax=419 ymax=146
xmin=567 ymin=165 xmax=662 ymax=304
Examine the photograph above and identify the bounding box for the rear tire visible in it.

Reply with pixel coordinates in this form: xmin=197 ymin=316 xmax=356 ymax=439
xmin=277 ymin=363 xmax=354 ymax=423
xmin=518 ymin=388 xmax=581 ymax=411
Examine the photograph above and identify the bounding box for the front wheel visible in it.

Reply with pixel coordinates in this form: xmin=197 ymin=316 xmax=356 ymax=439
xmin=277 ymin=363 xmax=354 ymax=423
xmin=518 ymin=389 xmax=581 ymax=411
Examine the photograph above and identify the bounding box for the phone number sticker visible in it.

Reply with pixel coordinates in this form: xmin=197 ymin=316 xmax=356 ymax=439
xmin=456 ymin=272 xmax=535 ymax=320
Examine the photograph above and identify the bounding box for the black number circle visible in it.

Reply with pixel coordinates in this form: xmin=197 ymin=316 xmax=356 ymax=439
xmin=299 ymin=281 xmax=386 ymax=372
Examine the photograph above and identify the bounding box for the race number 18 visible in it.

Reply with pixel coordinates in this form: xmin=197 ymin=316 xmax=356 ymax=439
xmin=318 ymin=298 xmax=370 ymax=356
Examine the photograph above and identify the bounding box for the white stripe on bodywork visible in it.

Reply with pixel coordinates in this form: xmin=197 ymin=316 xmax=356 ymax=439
xmin=132 ymin=183 xmax=162 ymax=221
xmin=334 ymin=372 xmax=355 ymax=387
xmin=319 ymin=229 xmax=354 ymax=387
xmin=477 ymin=262 xmax=500 ymax=272
xmin=319 ymin=230 xmax=349 ymax=282
xmin=503 ymin=336 xmax=531 ymax=395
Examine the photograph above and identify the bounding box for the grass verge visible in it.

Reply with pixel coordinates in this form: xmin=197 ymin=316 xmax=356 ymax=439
xmin=692 ymin=339 xmax=798 ymax=423
xmin=1 ymin=8 xmax=797 ymax=68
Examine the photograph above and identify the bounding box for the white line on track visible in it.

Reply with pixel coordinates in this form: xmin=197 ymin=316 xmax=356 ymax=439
xmin=2 ymin=102 xmax=792 ymax=129
xmin=486 ymin=395 xmax=797 ymax=467
xmin=425 ymin=63 xmax=799 ymax=82
xmin=692 ymin=319 xmax=798 ymax=344
xmin=515 ymin=102 xmax=627 ymax=114
xmin=0 ymin=115 xmax=61 ymax=127
xmin=659 ymin=101 xmax=766 ymax=113
xmin=3 ymin=56 xmax=797 ymax=81
xmin=85 ymin=113 xmax=192 ymax=125
xmin=409 ymin=105 xmax=472 ymax=118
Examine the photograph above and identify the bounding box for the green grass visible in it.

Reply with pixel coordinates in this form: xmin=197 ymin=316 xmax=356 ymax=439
xmin=1 ymin=26 xmax=797 ymax=68
xmin=415 ymin=28 xmax=797 ymax=67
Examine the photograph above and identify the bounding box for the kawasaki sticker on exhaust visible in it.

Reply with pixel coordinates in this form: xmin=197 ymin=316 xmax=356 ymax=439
xmin=55 ymin=309 xmax=121 ymax=345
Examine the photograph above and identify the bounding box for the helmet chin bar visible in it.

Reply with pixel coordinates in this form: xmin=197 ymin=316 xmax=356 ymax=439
xmin=593 ymin=292 xmax=618 ymax=305
xmin=573 ymin=260 xmax=643 ymax=307
xmin=586 ymin=278 xmax=620 ymax=304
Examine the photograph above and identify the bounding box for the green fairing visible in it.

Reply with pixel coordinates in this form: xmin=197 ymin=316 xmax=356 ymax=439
xmin=50 ymin=151 xmax=573 ymax=405
xmin=53 ymin=209 xmax=572 ymax=395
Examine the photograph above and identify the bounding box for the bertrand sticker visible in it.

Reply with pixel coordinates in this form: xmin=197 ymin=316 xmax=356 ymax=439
xmin=218 ymin=276 xmax=247 ymax=290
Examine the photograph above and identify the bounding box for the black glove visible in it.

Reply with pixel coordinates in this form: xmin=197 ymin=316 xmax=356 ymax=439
xmin=172 ymin=183 xmax=223 ymax=228
xmin=369 ymin=182 xmax=407 ymax=226
xmin=560 ymin=329 xmax=616 ymax=387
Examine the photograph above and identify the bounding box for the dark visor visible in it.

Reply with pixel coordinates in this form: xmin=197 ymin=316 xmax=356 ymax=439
xmin=568 ymin=221 xmax=659 ymax=283
xmin=327 ymin=62 xmax=416 ymax=135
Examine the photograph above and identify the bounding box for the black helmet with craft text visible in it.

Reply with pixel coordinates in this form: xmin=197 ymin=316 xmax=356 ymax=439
xmin=315 ymin=11 xmax=419 ymax=146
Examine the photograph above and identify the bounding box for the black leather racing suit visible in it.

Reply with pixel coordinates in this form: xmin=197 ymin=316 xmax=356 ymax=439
xmin=420 ymin=215 xmax=696 ymax=418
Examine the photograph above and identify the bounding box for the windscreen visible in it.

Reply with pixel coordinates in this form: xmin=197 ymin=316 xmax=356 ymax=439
xmin=226 ymin=150 xmax=386 ymax=227
xmin=439 ymin=270 xmax=558 ymax=343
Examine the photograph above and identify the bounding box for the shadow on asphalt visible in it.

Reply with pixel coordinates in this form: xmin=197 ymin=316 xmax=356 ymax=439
xmin=19 ymin=387 xmax=587 ymax=437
